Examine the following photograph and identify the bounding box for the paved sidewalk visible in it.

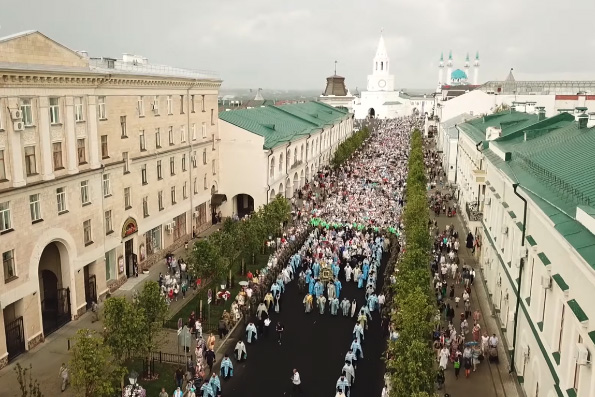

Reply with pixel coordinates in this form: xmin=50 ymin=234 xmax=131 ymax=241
xmin=0 ymin=223 xmax=221 ymax=397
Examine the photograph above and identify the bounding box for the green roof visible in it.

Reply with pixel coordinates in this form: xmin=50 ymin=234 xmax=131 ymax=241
xmin=458 ymin=110 xmax=541 ymax=144
xmin=552 ymin=274 xmax=569 ymax=291
xmin=218 ymin=101 xmax=349 ymax=150
xmin=480 ymin=111 xmax=595 ymax=269
xmin=538 ymin=252 xmax=551 ymax=266
xmin=567 ymin=299 xmax=588 ymax=323
xmin=526 ymin=235 xmax=537 ymax=246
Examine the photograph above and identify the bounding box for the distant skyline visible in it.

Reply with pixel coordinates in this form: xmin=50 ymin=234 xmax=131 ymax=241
xmin=2 ymin=0 xmax=595 ymax=90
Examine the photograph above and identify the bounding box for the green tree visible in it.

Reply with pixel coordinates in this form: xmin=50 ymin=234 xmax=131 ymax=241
xmin=188 ymin=238 xmax=226 ymax=283
xmin=13 ymin=363 xmax=43 ymax=397
xmin=102 ymin=296 xmax=144 ymax=361
xmin=69 ymin=329 xmax=126 ymax=397
xmin=134 ymin=281 xmax=169 ymax=355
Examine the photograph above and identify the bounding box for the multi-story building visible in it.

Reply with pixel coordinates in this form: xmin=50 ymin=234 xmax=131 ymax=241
xmin=456 ymin=108 xmax=595 ymax=397
xmin=0 ymin=31 xmax=221 ymax=367
xmin=218 ymin=102 xmax=354 ymax=216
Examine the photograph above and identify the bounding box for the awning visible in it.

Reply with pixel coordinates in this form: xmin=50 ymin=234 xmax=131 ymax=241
xmin=211 ymin=194 xmax=227 ymax=207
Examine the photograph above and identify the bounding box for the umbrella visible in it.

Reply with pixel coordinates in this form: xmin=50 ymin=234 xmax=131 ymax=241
xmin=465 ymin=341 xmax=479 ymax=346
xmin=239 ymin=281 xmax=249 ymax=287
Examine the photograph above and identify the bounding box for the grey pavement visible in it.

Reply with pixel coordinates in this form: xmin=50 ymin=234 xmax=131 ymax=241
xmin=0 ymin=223 xmax=222 ymax=397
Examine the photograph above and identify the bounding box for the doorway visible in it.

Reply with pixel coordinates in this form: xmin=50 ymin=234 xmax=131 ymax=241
xmin=125 ymin=239 xmax=134 ymax=278
xmin=368 ymin=108 xmax=376 ymax=118
xmin=39 ymin=242 xmax=71 ymax=336
xmin=4 ymin=303 xmax=25 ymax=362
xmin=83 ymin=265 xmax=97 ymax=309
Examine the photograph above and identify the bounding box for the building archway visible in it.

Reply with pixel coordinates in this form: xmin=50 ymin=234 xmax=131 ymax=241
xmin=293 ymin=173 xmax=299 ymax=192
xmin=286 ymin=178 xmax=292 ymax=198
xmin=368 ymin=108 xmax=375 ymax=118
xmin=305 ymin=166 xmax=310 ymax=183
xmin=278 ymin=183 xmax=284 ymax=198
xmin=234 ymin=194 xmax=254 ymax=218
xmin=38 ymin=242 xmax=71 ymax=336
xmin=300 ymin=169 xmax=304 ymax=188
xmin=269 ymin=189 xmax=276 ymax=202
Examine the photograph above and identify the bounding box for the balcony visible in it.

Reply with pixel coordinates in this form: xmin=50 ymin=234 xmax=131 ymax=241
xmin=472 ymin=168 xmax=487 ymax=183
xmin=466 ymin=202 xmax=483 ymax=222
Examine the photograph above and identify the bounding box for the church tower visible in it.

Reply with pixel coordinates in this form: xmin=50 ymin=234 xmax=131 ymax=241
xmin=446 ymin=50 xmax=453 ymax=85
xmin=436 ymin=52 xmax=444 ymax=93
xmin=366 ymin=33 xmax=395 ymax=92
xmin=473 ymin=51 xmax=480 ymax=85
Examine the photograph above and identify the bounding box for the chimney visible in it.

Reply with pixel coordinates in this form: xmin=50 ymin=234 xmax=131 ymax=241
xmin=577 ymin=114 xmax=588 ymax=129
xmin=537 ymin=107 xmax=546 ymax=121
xmin=588 ymin=113 xmax=595 ymax=128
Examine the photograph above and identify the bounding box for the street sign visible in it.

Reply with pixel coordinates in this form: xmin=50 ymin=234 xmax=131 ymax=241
xmin=207 ymin=289 xmax=212 ymax=304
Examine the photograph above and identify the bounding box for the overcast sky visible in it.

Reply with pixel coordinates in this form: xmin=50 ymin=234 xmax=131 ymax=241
xmin=3 ymin=0 xmax=595 ymax=91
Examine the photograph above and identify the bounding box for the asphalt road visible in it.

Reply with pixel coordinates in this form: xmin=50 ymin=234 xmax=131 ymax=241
xmin=218 ymin=257 xmax=387 ymax=397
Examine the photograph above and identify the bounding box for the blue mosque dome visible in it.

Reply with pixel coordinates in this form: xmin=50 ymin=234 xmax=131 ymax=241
xmin=451 ymin=69 xmax=467 ymax=80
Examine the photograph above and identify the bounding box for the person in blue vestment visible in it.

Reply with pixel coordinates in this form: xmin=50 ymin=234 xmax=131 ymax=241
xmin=270 ymin=283 xmax=281 ymax=298
xmin=200 ymin=380 xmax=214 ymax=397
xmin=357 ymin=273 xmax=365 ymax=289
xmin=330 ymin=297 xmax=340 ymax=315
xmin=341 ymin=298 xmax=351 ymax=316
xmin=362 ymin=262 xmax=370 ymax=280
xmin=245 ymin=322 xmax=257 ymax=343
xmin=332 ymin=262 xmax=340 ymax=278
xmin=345 ymin=349 xmax=356 ymax=369
xmin=308 ymin=277 xmax=315 ymax=295
xmin=351 ymin=338 xmax=363 ymax=359
xmin=314 ymin=280 xmax=324 ymax=297
xmin=312 ymin=262 xmax=321 ymax=278
xmin=334 ymin=279 xmax=342 ymax=299
xmin=362 ymin=305 xmax=372 ymax=320
xmin=220 ymin=354 xmax=233 ymax=378
xmin=276 ymin=276 xmax=285 ymax=293
xmin=305 ymin=268 xmax=312 ymax=284
xmin=336 ymin=376 xmax=350 ymax=396
xmin=367 ymin=293 xmax=379 ymax=312
xmin=209 ymin=373 xmax=221 ymax=396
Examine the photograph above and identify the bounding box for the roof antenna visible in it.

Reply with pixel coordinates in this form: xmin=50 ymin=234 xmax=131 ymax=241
xmin=334 ymin=60 xmax=337 ymax=76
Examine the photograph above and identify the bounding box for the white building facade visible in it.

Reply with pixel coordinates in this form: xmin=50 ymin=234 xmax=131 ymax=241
xmin=218 ymin=102 xmax=354 ymax=216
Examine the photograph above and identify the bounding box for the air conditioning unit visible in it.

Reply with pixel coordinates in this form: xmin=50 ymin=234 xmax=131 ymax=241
xmin=575 ymin=343 xmax=590 ymax=365
xmin=165 ymin=223 xmax=172 ymax=231
xmin=193 ymin=211 xmax=199 ymax=218
xmin=171 ymin=220 xmax=176 ymax=227
xmin=13 ymin=121 xmax=24 ymax=131
xmin=485 ymin=198 xmax=491 ymax=205
xmin=502 ymin=226 xmax=509 ymax=235
xmin=541 ymin=275 xmax=551 ymax=289
xmin=10 ymin=109 xmax=22 ymax=120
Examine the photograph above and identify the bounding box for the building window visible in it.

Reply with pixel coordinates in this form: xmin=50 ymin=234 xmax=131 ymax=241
xmin=49 ymin=97 xmax=60 ymax=124
xmin=203 ymin=149 xmax=207 ymax=165
xmin=158 ymin=191 xmax=164 ymax=211
xmin=171 ymin=186 xmax=176 ymax=204
xmin=212 ymin=134 xmax=215 ymax=150
xmin=139 ymin=129 xmax=146 ymax=151
xmin=169 ymin=126 xmax=174 ymax=145
xmin=101 ymin=135 xmax=108 ymax=158
xmin=146 ymin=226 xmax=162 ymax=255
xmin=23 ymin=146 xmax=37 ymax=176
xmin=558 ymin=305 xmax=565 ymax=353
xmin=102 ymin=173 xmax=111 ymax=197
xmin=183 ymin=181 xmax=188 ymax=199
xmin=170 ymin=156 xmax=175 ymax=175
xmin=202 ymin=122 xmax=207 ymax=138
xmin=120 ymin=116 xmax=127 ymax=138
xmin=141 ymin=164 xmax=147 ymax=185
xmin=167 ymin=95 xmax=173 ymax=115
xmin=155 ymin=128 xmax=161 ymax=148
xmin=153 ymin=96 xmax=159 ymax=115
xmin=123 ymin=152 xmax=129 ymax=173
xmin=157 ymin=160 xmax=162 ymax=179
xmin=192 ymin=123 xmax=197 ymax=140
xmin=29 ymin=193 xmax=42 ymax=222
xmin=3 ymin=249 xmax=16 ymax=281
xmin=203 ymin=174 xmax=207 ymax=190
xmin=180 ymin=95 xmax=184 ymax=114
xmin=21 ymin=98 xmax=33 ymax=126
xmin=181 ymin=126 xmax=186 ymax=142
xmin=173 ymin=213 xmax=186 ymax=241
xmin=56 ymin=187 xmax=67 ymax=213
xmin=210 ymin=109 xmax=215 ymax=125
xmin=105 ymin=248 xmax=116 ymax=281
xmin=83 ymin=219 xmax=92 ymax=245
xmin=201 ymin=95 xmax=206 ymax=112
xmin=270 ymin=158 xmax=275 ymax=178
xmin=52 ymin=142 xmax=63 ymax=170
xmin=80 ymin=180 xmax=90 ymax=205
xmin=194 ymin=178 xmax=198 ymax=194
xmin=104 ymin=210 xmax=113 ymax=234
xmin=279 ymin=153 xmax=283 ymax=172
xmin=191 ymin=95 xmax=195 ymax=113
xmin=182 ymin=154 xmax=187 ymax=171
xmin=192 ymin=151 xmax=197 ymax=168
xmin=0 ymin=150 xmax=5 ymax=180
xmin=137 ymin=96 xmax=144 ymax=117
xmin=143 ymin=196 xmax=149 ymax=217
xmin=124 ymin=187 xmax=131 ymax=209
xmin=0 ymin=201 xmax=11 ymax=231
xmin=98 ymin=96 xmax=106 ymax=119
xmin=75 ymin=97 xmax=84 ymax=122
xmin=212 ymin=159 xmax=216 ymax=175
xmin=77 ymin=138 xmax=86 ymax=164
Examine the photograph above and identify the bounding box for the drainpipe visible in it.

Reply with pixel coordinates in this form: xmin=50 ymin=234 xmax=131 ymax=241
xmin=476 ymin=141 xmax=483 ymax=209
xmin=510 ymin=183 xmax=528 ymax=375
xmin=266 ymin=149 xmax=273 ymax=203
xmin=285 ymin=142 xmax=291 ymax=196
xmin=304 ymin=134 xmax=311 ymax=183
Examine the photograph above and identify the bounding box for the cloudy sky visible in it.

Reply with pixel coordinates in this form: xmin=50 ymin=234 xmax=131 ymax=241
xmin=3 ymin=0 xmax=595 ymax=91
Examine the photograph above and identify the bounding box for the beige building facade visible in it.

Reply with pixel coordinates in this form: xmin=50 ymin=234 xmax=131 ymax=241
xmin=0 ymin=31 xmax=222 ymax=368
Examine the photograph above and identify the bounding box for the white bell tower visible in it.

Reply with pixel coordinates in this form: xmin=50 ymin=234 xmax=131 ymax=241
xmin=367 ymin=32 xmax=395 ymax=92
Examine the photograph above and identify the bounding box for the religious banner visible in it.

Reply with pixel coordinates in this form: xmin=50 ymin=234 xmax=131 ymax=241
xmin=207 ymin=288 xmax=212 ymax=304
xmin=121 ymin=217 xmax=138 ymax=239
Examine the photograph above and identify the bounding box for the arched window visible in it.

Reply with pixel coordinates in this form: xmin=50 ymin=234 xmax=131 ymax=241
xmin=279 ymin=153 xmax=283 ymax=172
xmin=293 ymin=148 xmax=297 ymax=165
xmin=375 ymin=62 xmax=378 ymax=71
xmin=381 ymin=61 xmax=383 ymax=71
xmin=269 ymin=189 xmax=275 ymax=200
xmin=270 ymin=157 xmax=275 ymax=178
xmin=300 ymin=145 xmax=304 ymax=161
xmin=287 ymin=149 xmax=291 ymax=168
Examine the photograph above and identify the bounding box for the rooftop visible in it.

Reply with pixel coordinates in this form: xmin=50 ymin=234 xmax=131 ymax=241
xmin=219 ymin=101 xmax=350 ymax=150
xmin=480 ymin=113 xmax=595 ymax=268
xmin=458 ymin=110 xmax=540 ymax=144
